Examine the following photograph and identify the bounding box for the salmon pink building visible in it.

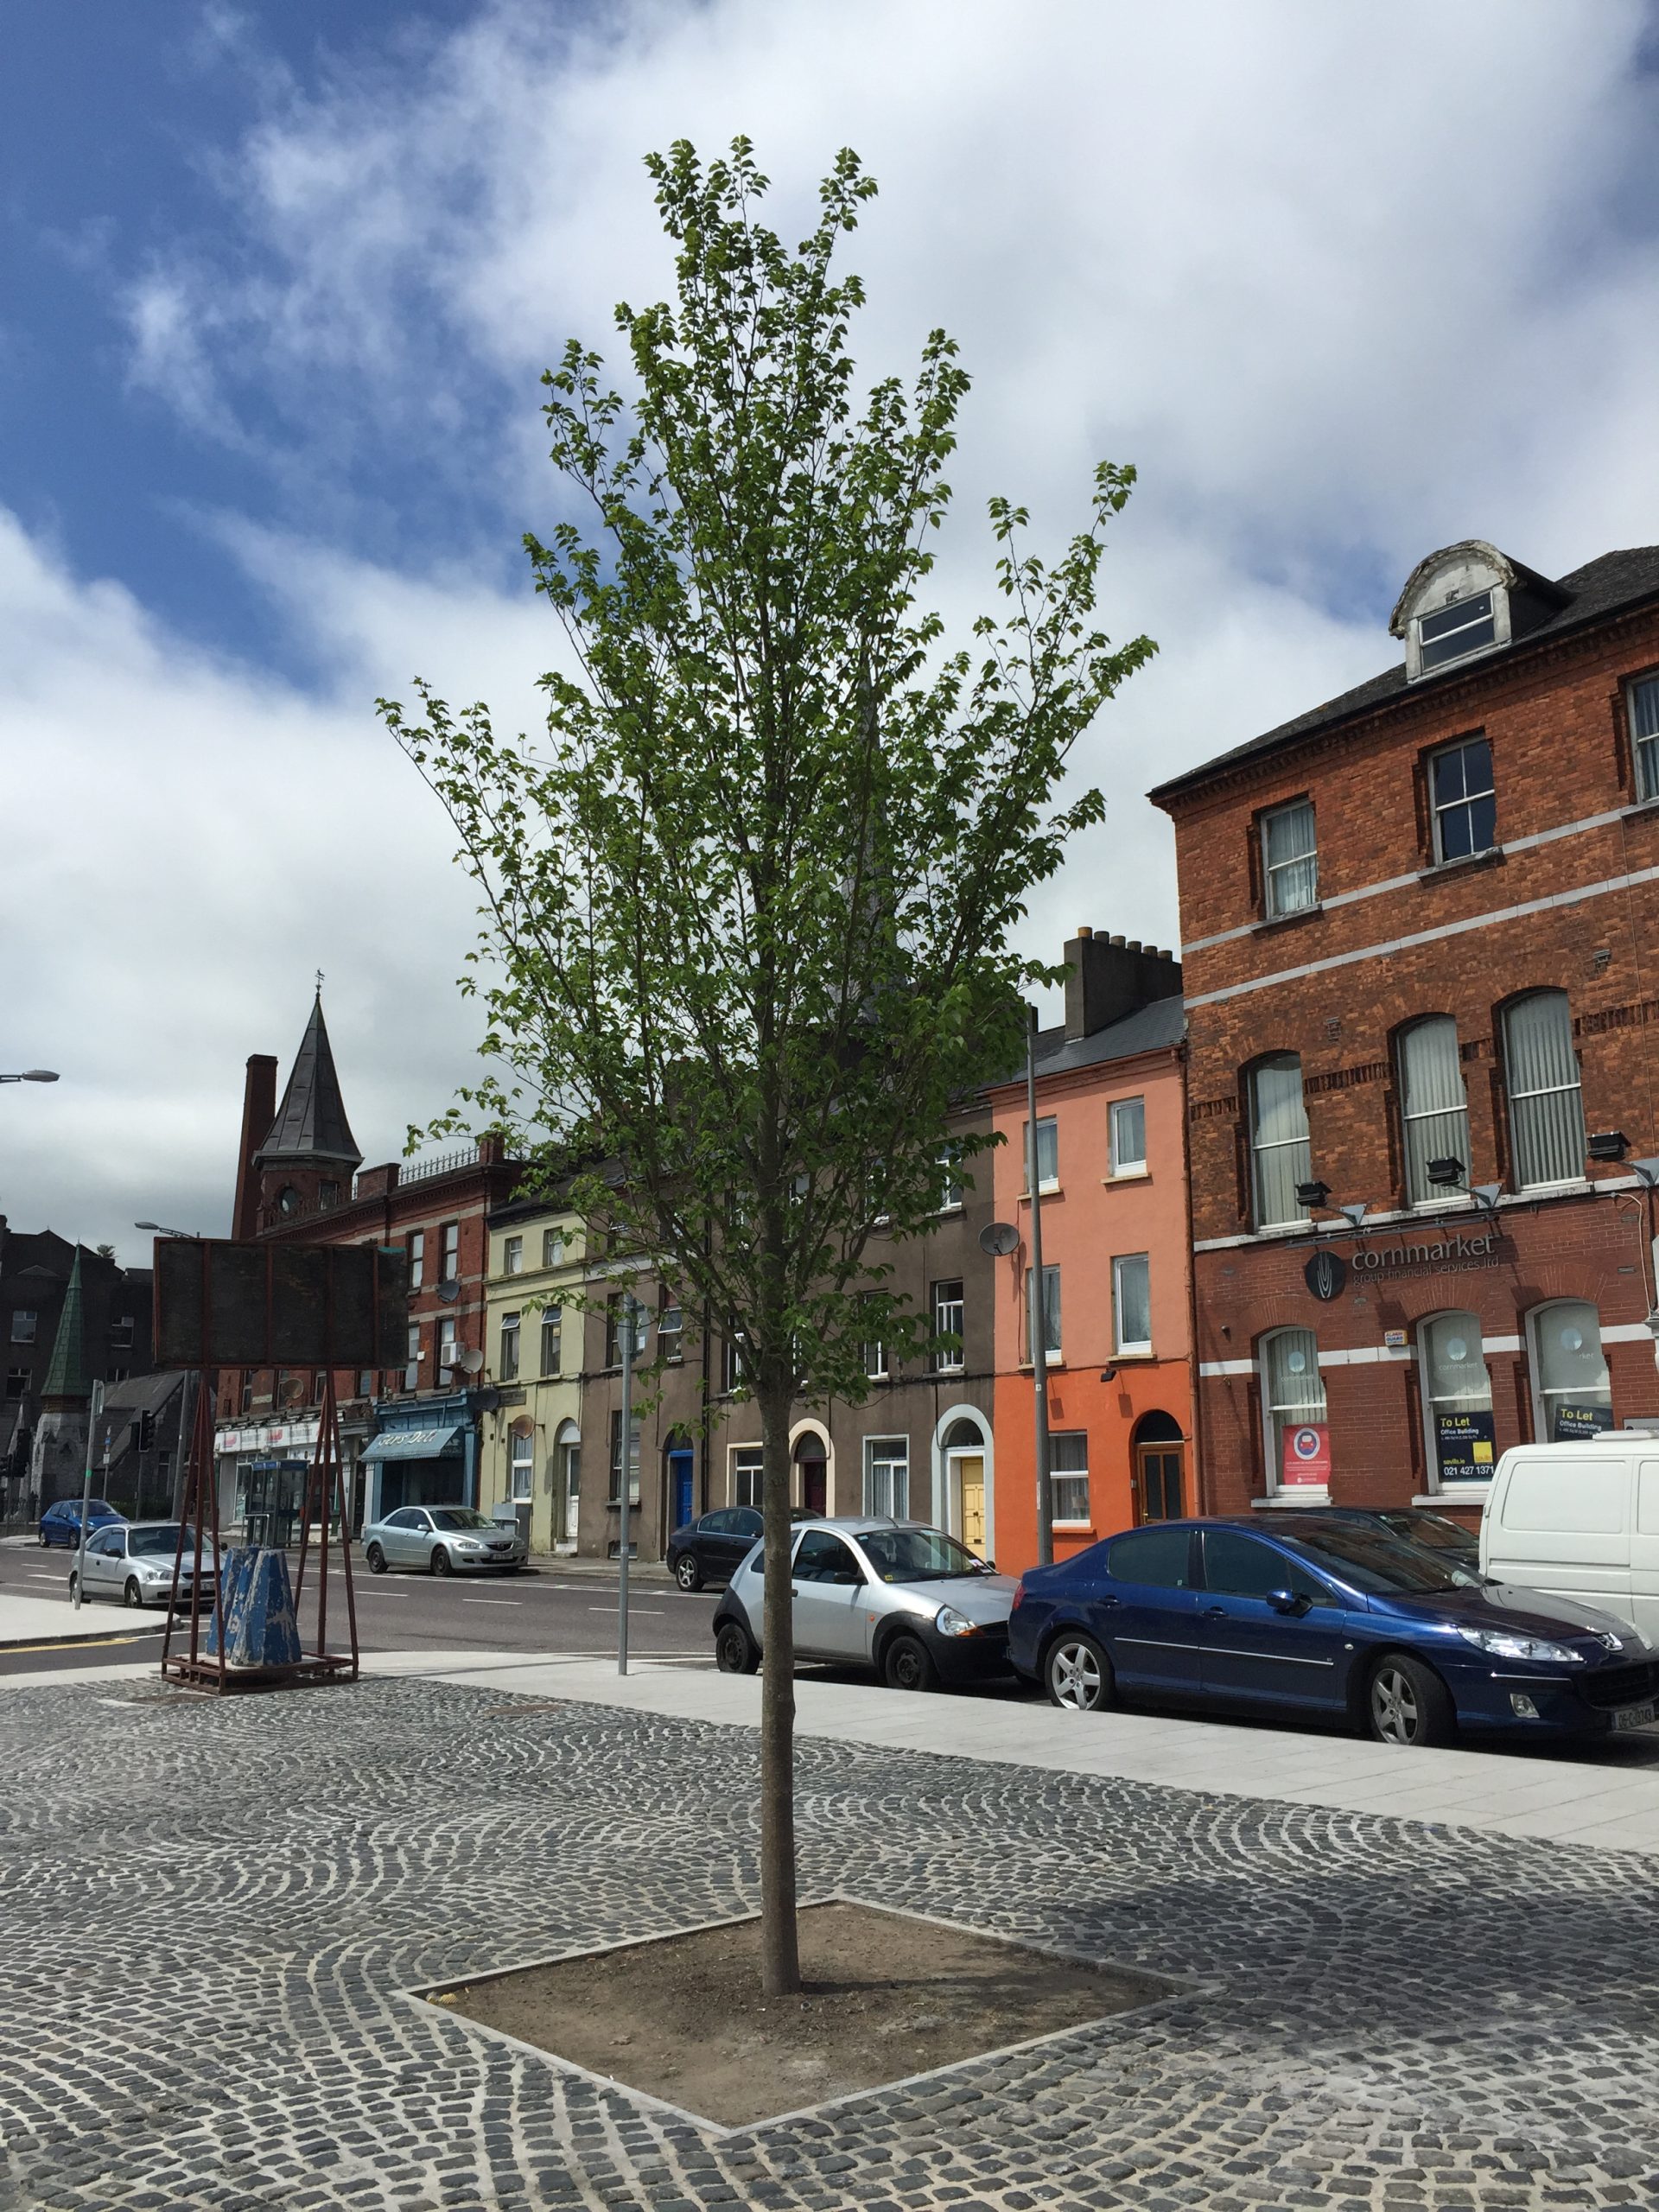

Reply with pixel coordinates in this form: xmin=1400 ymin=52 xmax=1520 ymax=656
xmin=988 ymin=929 xmax=1196 ymax=1573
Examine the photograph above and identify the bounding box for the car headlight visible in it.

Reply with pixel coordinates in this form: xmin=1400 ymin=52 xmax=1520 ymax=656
xmin=456 ymin=1539 xmax=485 ymax=1552
xmin=1457 ymin=1624 xmax=1582 ymax=1664
xmin=934 ymin=1605 xmax=979 ymax=1638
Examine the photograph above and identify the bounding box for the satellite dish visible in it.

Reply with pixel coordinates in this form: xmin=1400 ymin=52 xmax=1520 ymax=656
xmin=456 ymin=1347 xmax=485 ymax=1376
xmin=436 ymin=1277 xmax=461 ymax=1303
xmin=979 ymin=1221 xmax=1019 ymax=1257
xmin=280 ymin=1376 xmax=307 ymax=1406
xmin=510 ymin=1414 xmax=535 ymax=1440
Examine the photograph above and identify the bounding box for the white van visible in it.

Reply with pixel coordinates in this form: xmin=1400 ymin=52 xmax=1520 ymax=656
xmin=1481 ymin=1437 xmax=1659 ymax=1643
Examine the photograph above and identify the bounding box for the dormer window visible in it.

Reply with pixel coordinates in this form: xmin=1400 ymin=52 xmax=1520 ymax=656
xmin=1418 ymin=591 xmax=1496 ymax=671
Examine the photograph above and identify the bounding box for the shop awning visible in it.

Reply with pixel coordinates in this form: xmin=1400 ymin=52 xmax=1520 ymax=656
xmin=360 ymin=1424 xmax=465 ymax=1464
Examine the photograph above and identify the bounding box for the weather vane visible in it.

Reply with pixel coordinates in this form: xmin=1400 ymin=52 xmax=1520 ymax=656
xmin=315 ymin=968 xmax=325 ymax=995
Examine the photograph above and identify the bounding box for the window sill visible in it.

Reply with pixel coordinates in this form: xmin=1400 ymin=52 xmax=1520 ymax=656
xmin=1252 ymin=1491 xmax=1331 ymax=1509
xmin=1103 ymin=1167 xmax=1150 ymax=1185
xmin=1418 ymin=845 xmax=1503 ymax=884
xmin=1053 ymin=1522 xmax=1096 ymax=1536
xmin=1017 ymin=1186 xmax=1063 ymax=1203
xmin=1414 ymin=1488 xmax=1490 ymax=1506
xmin=1620 ymin=796 xmax=1659 ymax=822
xmin=1252 ymin=902 xmax=1324 ymax=935
xmin=1109 ymin=1349 xmax=1158 ymax=1364
xmin=1017 ymin=1356 xmax=1066 ymax=1372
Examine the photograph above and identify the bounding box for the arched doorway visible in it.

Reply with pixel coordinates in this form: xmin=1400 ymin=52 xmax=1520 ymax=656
xmin=942 ymin=1415 xmax=988 ymax=1554
xmin=793 ymin=1430 xmax=828 ymax=1517
xmin=554 ymin=1419 xmax=581 ymax=1553
xmin=1130 ymin=1410 xmax=1186 ymax=1524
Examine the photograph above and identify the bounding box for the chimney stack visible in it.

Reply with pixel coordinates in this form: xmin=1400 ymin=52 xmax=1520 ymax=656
xmin=1063 ymin=931 xmax=1182 ymax=1041
xmin=232 ymin=1054 xmax=279 ymax=1242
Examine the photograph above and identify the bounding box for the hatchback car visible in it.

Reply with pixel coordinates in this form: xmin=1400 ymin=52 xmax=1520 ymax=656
xmin=362 ymin=1505 xmax=527 ymax=1575
xmin=39 ymin=1497 xmax=124 ymax=1548
xmin=712 ymin=1517 xmax=1017 ymax=1690
xmin=68 ymin=1521 xmax=219 ymax=1610
xmin=1008 ymin=1516 xmax=1658 ymax=1746
xmin=667 ymin=1505 xmax=812 ymax=1591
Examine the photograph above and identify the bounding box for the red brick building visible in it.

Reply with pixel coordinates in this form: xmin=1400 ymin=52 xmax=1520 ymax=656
xmin=1151 ymin=540 xmax=1659 ymax=1523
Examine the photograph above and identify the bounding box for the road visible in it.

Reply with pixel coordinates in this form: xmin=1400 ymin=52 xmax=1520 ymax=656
xmin=0 ymin=1541 xmax=718 ymax=1677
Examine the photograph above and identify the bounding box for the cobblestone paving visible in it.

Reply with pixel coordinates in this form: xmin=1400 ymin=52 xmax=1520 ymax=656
xmin=2 ymin=1676 xmax=1657 ymax=2211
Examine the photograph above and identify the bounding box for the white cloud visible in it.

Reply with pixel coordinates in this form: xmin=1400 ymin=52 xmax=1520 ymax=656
xmin=15 ymin=0 xmax=1659 ymax=1247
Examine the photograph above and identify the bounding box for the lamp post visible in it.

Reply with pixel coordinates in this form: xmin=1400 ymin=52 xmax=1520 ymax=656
xmin=1024 ymin=1006 xmax=1053 ymax=1567
xmin=617 ymin=1294 xmax=646 ymax=1675
xmin=2 ymin=1070 xmax=58 ymax=1084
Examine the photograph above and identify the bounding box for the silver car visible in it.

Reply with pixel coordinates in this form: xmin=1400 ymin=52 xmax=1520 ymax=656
xmin=69 ymin=1520 xmax=219 ymax=1611
xmin=710 ymin=1516 xmax=1017 ymax=1691
xmin=362 ymin=1504 xmax=527 ymax=1576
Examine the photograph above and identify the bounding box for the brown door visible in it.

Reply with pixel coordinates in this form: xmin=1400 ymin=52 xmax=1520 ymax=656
xmin=1134 ymin=1443 xmax=1185 ymax=1524
xmin=801 ymin=1453 xmax=827 ymax=1516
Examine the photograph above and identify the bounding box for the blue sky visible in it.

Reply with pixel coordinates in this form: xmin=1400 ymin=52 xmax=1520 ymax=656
xmin=6 ymin=0 xmax=1659 ymax=1255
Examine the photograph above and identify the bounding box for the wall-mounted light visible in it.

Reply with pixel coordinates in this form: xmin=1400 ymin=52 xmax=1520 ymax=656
xmin=1294 ymin=1179 xmax=1331 ymax=1211
xmin=1588 ymin=1130 xmax=1630 ymax=1162
xmin=1425 ymin=1156 xmax=1465 ymax=1188
xmin=1099 ymin=1365 xmax=1118 ymax=1383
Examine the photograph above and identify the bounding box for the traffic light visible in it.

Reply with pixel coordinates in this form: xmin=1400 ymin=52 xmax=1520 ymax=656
xmin=137 ymin=1409 xmax=156 ymax=1453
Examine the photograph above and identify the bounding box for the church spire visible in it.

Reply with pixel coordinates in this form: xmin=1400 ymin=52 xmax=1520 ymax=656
xmin=40 ymin=1249 xmax=91 ymax=1402
xmin=254 ymin=989 xmax=362 ymax=1171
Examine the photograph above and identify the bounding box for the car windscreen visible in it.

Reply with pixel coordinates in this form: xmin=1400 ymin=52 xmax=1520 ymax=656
xmin=429 ymin=1509 xmax=496 ymax=1532
xmin=859 ymin=1528 xmax=987 ymax=1583
xmin=86 ymin=1501 xmax=114 ymax=1516
xmin=1285 ymin=1524 xmax=1485 ymax=1595
xmin=129 ymin=1526 xmax=188 ymax=1556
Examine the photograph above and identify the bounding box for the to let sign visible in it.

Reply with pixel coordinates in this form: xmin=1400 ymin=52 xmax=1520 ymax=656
xmin=1282 ymin=1422 xmax=1332 ymax=1487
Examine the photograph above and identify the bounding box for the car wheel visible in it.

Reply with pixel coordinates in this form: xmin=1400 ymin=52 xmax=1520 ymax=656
xmin=68 ymin=1570 xmax=81 ymax=1602
xmin=365 ymin=1542 xmax=387 ymax=1575
xmin=1368 ymin=1655 xmax=1454 ymax=1747
xmin=39 ymin=1529 xmax=50 ymax=1548
xmin=715 ymin=1621 xmax=759 ymax=1674
xmin=882 ymin=1633 xmax=939 ymax=1693
xmin=1046 ymin=1631 xmax=1113 ymax=1713
xmin=675 ymin=1553 xmax=704 ymax=1593
xmin=430 ymin=1547 xmax=453 ymax=1577
xmin=124 ymin=1577 xmax=146 ymax=1611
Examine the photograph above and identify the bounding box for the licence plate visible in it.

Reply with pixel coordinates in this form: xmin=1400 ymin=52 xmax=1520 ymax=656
xmin=1612 ymin=1701 xmax=1656 ymax=1732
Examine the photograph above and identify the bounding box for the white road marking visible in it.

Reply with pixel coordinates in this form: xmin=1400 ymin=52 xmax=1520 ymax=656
xmin=586 ymin=1604 xmax=668 ymax=1616
xmin=461 ymin=1598 xmax=523 ymax=1606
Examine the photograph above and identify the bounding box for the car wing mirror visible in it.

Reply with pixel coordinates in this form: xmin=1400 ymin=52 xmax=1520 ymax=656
xmin=1267 ymin=1588 xmax=1310 ymax=1616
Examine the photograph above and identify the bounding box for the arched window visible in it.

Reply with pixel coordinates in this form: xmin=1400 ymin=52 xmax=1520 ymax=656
xmin=1503 ymin=992 xmax=1584 ymax=1189
xmin=1249 ymin=1055 xmax=1313 ymax=1228
xmin=1528 ymin=1302 xmax=1612 ymax=1440
xmin=1418 ymin=1312 xmax=1493 ymax=1487
xmin=1261 ymin=1327 xmax=1326 ymax=1492
xmin=1398 ymin=1018 xmax=1470 ymax=1205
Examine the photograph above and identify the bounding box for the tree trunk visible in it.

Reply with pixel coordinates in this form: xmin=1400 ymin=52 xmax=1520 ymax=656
xmin=757 ymin=1374 xmax=800 ymax=1997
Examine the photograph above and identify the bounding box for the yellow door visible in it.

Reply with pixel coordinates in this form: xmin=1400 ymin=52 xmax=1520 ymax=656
xmin=956 ymin=1452 xmax=986 ymax=1554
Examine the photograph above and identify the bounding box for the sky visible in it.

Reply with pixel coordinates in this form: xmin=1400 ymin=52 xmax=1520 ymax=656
xmin=6 ymin=0 xmax=1659 ymax=1262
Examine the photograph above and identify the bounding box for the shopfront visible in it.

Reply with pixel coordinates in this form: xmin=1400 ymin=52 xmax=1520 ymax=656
xmin=214 ymin=1416 xmax=321 ymax=1540
xmin=360 ymin=1392 xmax=482 ymax=1523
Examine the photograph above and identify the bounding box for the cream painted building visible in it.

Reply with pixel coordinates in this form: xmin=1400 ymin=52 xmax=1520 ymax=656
xmin=479 ymin=1198 xmax=587 ymax=1553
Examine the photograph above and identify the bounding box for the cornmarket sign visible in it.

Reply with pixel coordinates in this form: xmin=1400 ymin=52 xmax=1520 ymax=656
xmin=1350 ymin=1228 xmax=1503 ymax=1278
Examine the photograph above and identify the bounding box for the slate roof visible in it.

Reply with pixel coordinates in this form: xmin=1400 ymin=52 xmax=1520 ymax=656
xmin=256 ymin=995 xmax=362 ymax=1170
xmin=1147 ymin=544 xmax=1659 ymax=804
xmin=39 ymin=1250 xmax=90 ymax=1402
xmin=988 ymin=990 xmax=1185 ymax=1090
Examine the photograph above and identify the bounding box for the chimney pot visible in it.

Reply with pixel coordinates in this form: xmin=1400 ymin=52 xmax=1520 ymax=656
xmin=1109 ymin=933 xmax=1127 ymax=947
xmin=1076 ymin=925 xmax=1093 ymax=939
xmin=1126 ymin=939 xmax=1142 ymax=953
xmin=1064 ymin=929 xmax=1183 ymax=1041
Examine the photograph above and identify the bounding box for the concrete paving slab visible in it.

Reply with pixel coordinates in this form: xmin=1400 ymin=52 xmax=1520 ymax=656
xmin=0 ymin=1590 xmax=165 ymax=1649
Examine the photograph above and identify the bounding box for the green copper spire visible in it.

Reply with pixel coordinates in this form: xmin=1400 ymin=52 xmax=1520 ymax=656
xmin=40 ymin=1249 xmax=92 ymax=1402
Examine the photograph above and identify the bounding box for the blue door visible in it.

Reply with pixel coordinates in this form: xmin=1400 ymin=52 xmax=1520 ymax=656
xmin=1196 ymin=1528 xmax=1353 ymax=1712
xmin=1094 ymin=1526 xmax=1202 ymax=1694
xmin=669 ymin=1449 xmax=695 ymax=1532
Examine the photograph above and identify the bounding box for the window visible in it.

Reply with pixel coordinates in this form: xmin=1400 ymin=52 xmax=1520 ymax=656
xmin=408 ymin=1231 xmax=425 ymax=1291
xmin=239 ymin=1370 xmax=254 ymax=1414
xmin=863 ymin=1332 xmax=888 ymax=1381
xmin=1399 ymin=1017 xmax=1470 ymax=1204
xmin=1529 ymin=1300 xmax=1612 ymax=1440
xmin=722 ymin=1334 xmax=746 ymax=1393
xmin=312 ymin=1371 xmax=327 ymax=1404
xmin=1051 ymin=1431 xmax=1090 ymax=1524
xmin=1024 ymin=1263 xmax=1061 ymax=1363
xmin=794 ymin=1529 xmax=863 ymax=1585
xmin=1109 ymin=1096 xmax=1147 ymax=1175
xmin=503 ymin=1236 xmax=523 ymax=1276
xmin=404 ymin=1325 xmax=422 ymax=1393
xmin=110 ymin=1315 xmax=134 ymax=1351
xmin=1249 ymin=1055 xmax=1312 ymax=1227
xmin=319 ymin=1179 xmax=340 ymax=1211
xmin=605 ymin=1296 xmax=621 ymax=1370
xmin=499 ymin=1312 xmax=520 ymax=1382
xmin=732 ymin=1445 xmax=765 ymax=1509
xmin=356 ymin=1370 xmax=376 ymax=1401
xmin=608 ymin=1410 xmax=641 ymax=1504
xmin=1503 ymin=991 xmax=1584 ymax=1188
xmin=4 ymin=1369 xmax=26 ymax=1401
xmin=931 ymin=1280 xmax=964 ymax=1373
xmin=863 ymin=1436 xmax=909 ymax=1519
xmin=1632 ymin=673 xmax=1659 ymax=802
xmin=1262 ymin=1327 xmax=1327 ymax=1492
xmin=658 ymin=1297 xmax=683 ymax=1363
xmin=437 ymin=1319 xmax=458 ymax=1378
xmin=1202 ymin=1529 xmax=1334 ymax=1605
xmin=440 ymin=1222 xmax=460 ymax=1282
xmin=542 ymin=1226 xmax=565 ymax=1268
xmin=1418 ymin=590 xmax=1496 ymax=671
xmin=539 ymin=1309 xmax=562 ymax=1377
xmin=510 ymin=1430 xmax=534 ymax=1502
xmin=1261 ymin=799 xmax=1318 ymax=917
xmin=1430 ymin=736 xmax=1497 ymax=861
xmin=10 ymin=1312 xmax=35 ymax=1345
xmin=937 ymin=1147 xmax=963 ymax=1212
xmin=1420 ymin=1313 xmax=1495 ymax=1486
xmin=1107 ymin=1526 xmax=1192 ymax=1587
xmin=1112 ymin=1254 xmax=1151 ymax=1354
xmin=1024 ymin=1116 xmax=1059 ymax=1192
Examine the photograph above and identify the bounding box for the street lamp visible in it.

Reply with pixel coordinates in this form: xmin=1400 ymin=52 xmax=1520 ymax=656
xmin=135 ymin=1220 xmax=200 ymax=1238
xmin=2 ymin=1070 xmax=58 ymax=1084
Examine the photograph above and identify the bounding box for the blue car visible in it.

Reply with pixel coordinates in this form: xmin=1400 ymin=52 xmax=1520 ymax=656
xmin=1008 ymin=1515 xmax=1659 ymax=1747
xmin=37 ymin=1497 xmax=124 ymax=1548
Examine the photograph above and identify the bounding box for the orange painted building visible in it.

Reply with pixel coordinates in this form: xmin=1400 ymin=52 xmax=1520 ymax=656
xmin=988 ymin=929 xmax=1196 ymax=1573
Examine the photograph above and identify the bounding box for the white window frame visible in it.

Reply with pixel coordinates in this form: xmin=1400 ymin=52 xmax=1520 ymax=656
xmin=1108 ymin=1096 xmax=1147 ymax=1177
xmin=440 ymin=1222 xmax=460 ymax=1281
xmin=1417 ymin=1310 xmax=1495 ymax=1493
xmin=1024 ymin=1263 xmax=1061 ymax=1365
xmin=863 ymin=1333 xmax=888 ymax=1382
xmin=1112 ymin=1253 xmax=1152 ymax=1356
xmin=408 ymin=1231 xmax=424 ymax=1291
xmin=1260 ymin=798 xmax=1319 ymax=918
xmin=502 ymin=1236 xmax=523 ymax=1277
xmin=1050 ymin=1430 xmax=1090 ymax=1526
xmin=1416 ymin=589 xmax=1497 ymax=673
xmin=731 ymin=1445 xmax=765 ymax=1510
xmin=1398 ymin=1015 xmax=1471 ymax=1208
xmin=437 ymin=1320 xmax=458 ymax=1379
xmin=1630 ymin=672 xmax=1659 ymax=804
xmin=1249 ymin=1054 xmax=1313 ymax=1229
xmin=539 ymin=1307 xmax=562 ymax=1377
xmin=863 ymin=1435 xmax=910 ymax=1519
xmin=931 ymin=1280 xmax=964 ymax=1373
xmin=1526 ymin=1300 xmax=1613 ymax=1443
xmin=1428 ymin=735 xmax=1497 ymax=863
xmin=935 ymin=1147 xmax=963 ymax=1213
xmin=1503 ymin=990 xmax=1585 ymax=1191
xmin=542 ymin=1226 xmax=565 ymax=1268
xmin=499 ymin=1312 xmax=520 ymax=1382
xmin=404 ymin=1324 xmax=421 ymax=1394
xmin=1024 ymin=1116 xmax=1059 ymax=1194
xmin=1260 ymin=1326 xmax=1327 ymax=1497
xmin=510 ymin=1431 xmax=534 ymax=1502
xmin=608 ymin=1411 xmax=641 ymax=1506
xmin=658 ymin=1298 xmax=683 ymax=1363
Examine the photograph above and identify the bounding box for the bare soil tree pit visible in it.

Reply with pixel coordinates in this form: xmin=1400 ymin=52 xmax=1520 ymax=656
xmin=420 ymin=1900 xmax=1169 ymax=2129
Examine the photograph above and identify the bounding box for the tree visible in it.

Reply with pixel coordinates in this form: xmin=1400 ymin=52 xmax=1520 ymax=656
xmin=381 ymin=137 xmax=1154 ymax=1996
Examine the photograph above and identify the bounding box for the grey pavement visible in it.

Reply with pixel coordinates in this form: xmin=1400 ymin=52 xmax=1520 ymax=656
xmin=4 ymin=1666 xmax=1659 ymax=2211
